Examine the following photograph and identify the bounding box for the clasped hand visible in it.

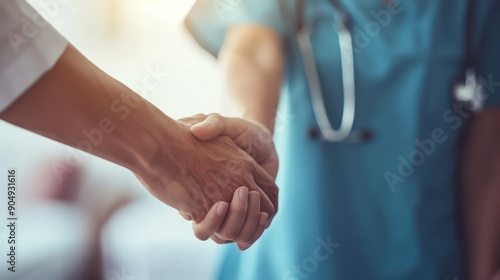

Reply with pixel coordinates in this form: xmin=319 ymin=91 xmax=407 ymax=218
xmin=137 ymin=113 xmax=278 ymax=250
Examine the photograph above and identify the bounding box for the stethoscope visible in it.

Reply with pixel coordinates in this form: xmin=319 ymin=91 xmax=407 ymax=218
xmin=291 ymin=0 xmax=481 ymax=143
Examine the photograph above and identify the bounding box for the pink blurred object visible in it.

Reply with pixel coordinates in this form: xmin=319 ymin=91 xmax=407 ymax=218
xmin=33 ymin=160 xmax=83 ymax=202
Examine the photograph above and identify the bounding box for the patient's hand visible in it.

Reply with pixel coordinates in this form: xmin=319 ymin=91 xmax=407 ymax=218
xmin=179 ymin=114 xmax=279 ymax=250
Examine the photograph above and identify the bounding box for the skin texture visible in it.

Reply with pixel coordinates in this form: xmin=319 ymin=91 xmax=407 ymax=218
xmin=0 ymin=44 xmax=278 ymax=242
xmin=180 ymin=113 xmax=279 ymax=249
xmin=183 ymin=113 xmax=278 ymax=180
xmin=135 ymin=121 xmax=278 ymax=224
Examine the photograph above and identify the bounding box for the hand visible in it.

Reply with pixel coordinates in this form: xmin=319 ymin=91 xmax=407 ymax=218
xmin=181 ymin=113 xmax=278 ymax=180
xmin=179 ymin=113 xmax=279 ymax=249
xmin=135 ymin=120 xmax=278 ymax=224
xmin=189 ymin=187 xmax=269 ymax=251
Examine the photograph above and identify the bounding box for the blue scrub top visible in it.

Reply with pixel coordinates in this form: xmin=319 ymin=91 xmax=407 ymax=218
xmin=185 ymin=0 xmax=500 ymax=279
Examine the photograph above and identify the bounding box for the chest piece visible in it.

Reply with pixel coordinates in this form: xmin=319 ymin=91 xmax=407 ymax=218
xmin=453 ymin=69 xmax=484 ymax=112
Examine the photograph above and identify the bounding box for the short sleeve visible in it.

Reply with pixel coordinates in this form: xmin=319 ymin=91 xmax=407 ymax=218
xmin=185 ymin=0 xmax=290 ymax=57
xmin=0 ymin=0 xmax=68 ymax=113
xmin=475 ymin=0 xmax=500 ymax=108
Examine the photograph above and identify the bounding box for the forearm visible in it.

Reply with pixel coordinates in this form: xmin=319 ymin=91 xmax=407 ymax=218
xmin=219 ymin=25 xmax=283 ymax=132
xmin=460 ymin=110 xmax=500 ymax=280
xmin=0 ymin=43 xmax=281 ymax=229
xmin=0 ymin=45 xmax=178 ymax=178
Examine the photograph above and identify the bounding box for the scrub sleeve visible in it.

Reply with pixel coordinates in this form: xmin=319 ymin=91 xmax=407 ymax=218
xmin=185 ymin=0 xmax=289 ymax=57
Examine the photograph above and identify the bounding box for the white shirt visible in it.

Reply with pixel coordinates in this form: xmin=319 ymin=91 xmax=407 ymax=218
xmin=0 ymin=0 xmax=67 ymax=112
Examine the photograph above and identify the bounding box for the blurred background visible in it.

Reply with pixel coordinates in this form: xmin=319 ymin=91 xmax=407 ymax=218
xmin=0 ymin=0 xmax=227 ymax=279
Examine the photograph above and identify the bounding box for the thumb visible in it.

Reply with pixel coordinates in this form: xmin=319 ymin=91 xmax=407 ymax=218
xmin=191 ymin=114 xmax=225 ymax=140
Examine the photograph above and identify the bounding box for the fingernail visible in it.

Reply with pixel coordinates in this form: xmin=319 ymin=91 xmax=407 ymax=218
xmin=239 ymin=187 xmax=248 ymax=201
xmin=196 ymin=116 xmax=216 ymax=126
xmin=259 ymin=213 xmax=268 ymax=226
xmin=217 ymin=202 xmax=228 ymax=216
xmin=193 ymin=121 xmax=211 ymax=129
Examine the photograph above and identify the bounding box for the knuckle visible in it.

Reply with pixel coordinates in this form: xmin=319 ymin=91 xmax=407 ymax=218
xmin=245 ymin=154 xmax=257 ymax=164
xmin=273 ymin=191 xmax=279 ymax=204
xmin=208 ymin=113 xmax=222 ymax=120
xmin=268 ymin=185 xmax=279 ymax=200
xmin=191 ymin=212 xmax=203 ymax=224
xmin=194 ymin=229 xmax=209 ymax=241
xmin=267 ymin=208 xmax=276 ymax=218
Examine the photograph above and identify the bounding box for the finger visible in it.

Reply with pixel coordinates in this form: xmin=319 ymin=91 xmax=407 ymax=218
xmin=192 ymin=201 xmax=229 ymax=241
xmin=192 ymin=115 xmax=250 ymax=141
xmin=223 ymin=118 xmax=273 ymax=164
xmin=234 ymin=191 xmax=261 ymax=244
xmin=260 ymin=152 xmax=279 ymax=180
xmin=237 ymin=211 xmax=268 ymax=251
xmin=237 ymin=243 xmax=251 ymax=251
xmin=216 ymin=186 xmax=249 ymax=240
xmin=178 ymin=113 xmax=208 ymax=126
xmin=210 ymin=234 xmax=234 ymax=244
xmin=220 ymin=117 xmax=251 ymax=139
xmin=178 ymin=211 xmax=192 ymax=221
xmin=249 ymin=212 xmax=268 ymax=244
xmin=247 ymin=182 xmax=275 ymax=226
xmin=210 ymin=234 xmax=225 ymax=244
xmin=191 ymin=113 xmax=226 ymax=140
xmin=253 ymin=165 xmax=279 ymax=223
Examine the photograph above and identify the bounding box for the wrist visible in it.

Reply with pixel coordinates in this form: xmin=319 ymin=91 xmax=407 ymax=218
xmin=133 ymin=115 xmax=190 ymax=182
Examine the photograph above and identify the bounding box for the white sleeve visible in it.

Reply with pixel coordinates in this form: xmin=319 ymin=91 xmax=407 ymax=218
xmin=0 ymin=0 xmax=68 ymax=113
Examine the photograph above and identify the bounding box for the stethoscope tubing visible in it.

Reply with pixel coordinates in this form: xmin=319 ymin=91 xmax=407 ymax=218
xmin=296 ymin=0 xmax=357 ymax=142
xmin=293 ymin=0 xmax=478 ymax=143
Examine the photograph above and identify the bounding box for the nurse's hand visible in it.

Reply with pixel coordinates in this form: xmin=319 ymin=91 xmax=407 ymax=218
xmin=182 ymin=113 xmax=278 ymax=180
xmin=184 ymin=186 xmax=269 ymax=251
